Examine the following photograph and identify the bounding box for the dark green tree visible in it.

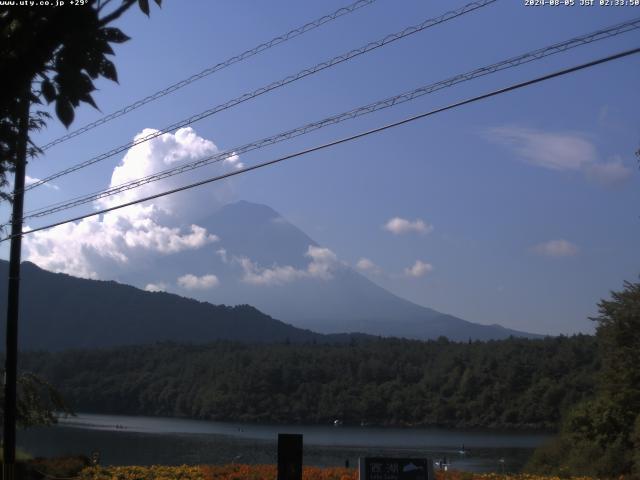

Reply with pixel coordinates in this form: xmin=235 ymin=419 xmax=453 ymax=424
xmin=527 ymin=279 xmax=640 ymax=477
xmin=0 ymin=2 xmax=161 ymax=468
xmin=0 ymin=372 xmax=70 ymax=429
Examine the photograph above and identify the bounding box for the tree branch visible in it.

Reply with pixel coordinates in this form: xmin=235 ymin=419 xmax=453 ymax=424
xmin=98 ymin=0 xmax=137 ymax=27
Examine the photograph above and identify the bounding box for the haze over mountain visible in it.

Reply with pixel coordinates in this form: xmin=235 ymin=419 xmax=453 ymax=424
xmin=99 ymin=200 xmax=539 ymax=341
xmin=0 ymin=260 xmax=366 ymax=351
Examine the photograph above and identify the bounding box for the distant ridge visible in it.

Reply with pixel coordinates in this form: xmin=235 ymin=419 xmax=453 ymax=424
xmin=177 ymin=200 xmax=542 ymax=341
xmin=0 ymin=260 xmax=365 ymax=351
xmin=6 ymin=200 xmax=542 ymax=347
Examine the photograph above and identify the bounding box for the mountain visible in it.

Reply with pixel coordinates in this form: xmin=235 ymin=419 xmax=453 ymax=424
xmin=111 ymin=200 xmax=540 ymax=341
xmin=0 ymin=260 xmax=363 ymax=351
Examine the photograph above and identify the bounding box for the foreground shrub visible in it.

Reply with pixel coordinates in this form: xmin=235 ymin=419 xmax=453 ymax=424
xmin=28 ymin=454 xmax=90 ymax=477
xmin=76 ymin=464 xmax=608 ymax=480
xmin=199 ymin=465 xmax=355 ymax=480
xmin=79 ymin=465 xmax=205 ymax=480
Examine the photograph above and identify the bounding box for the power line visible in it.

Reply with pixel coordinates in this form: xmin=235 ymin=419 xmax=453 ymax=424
xmin=22 ymin=0 xmax=497 ymax=194
xmin=18 ymin=17 xmax=640 ymax=222
xmin=37 ymin=0 xmax=378 ymax=152
xmin=7 ymin=47 xmax=638 ymax=242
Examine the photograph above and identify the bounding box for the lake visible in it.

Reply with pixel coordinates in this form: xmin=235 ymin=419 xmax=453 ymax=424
xmin=17 ymin=413 xmax=551 ymax=473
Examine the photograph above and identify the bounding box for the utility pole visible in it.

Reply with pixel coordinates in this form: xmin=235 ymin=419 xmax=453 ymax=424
xmin=3 ymin=93 xmax=30 ymax=480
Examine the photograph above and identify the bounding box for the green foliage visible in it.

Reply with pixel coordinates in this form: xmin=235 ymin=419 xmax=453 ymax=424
xmin=527 ymin=279 xmax=640 ymax=478
xmin=21 ymin=335 xmax=598 ymax=430
xmin=0 ymin=371 xmax=70 ymax=429
xmin=0 ymin=0 xmax=161 ymax=199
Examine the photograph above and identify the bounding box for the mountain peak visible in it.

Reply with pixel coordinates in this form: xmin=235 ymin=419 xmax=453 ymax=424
xmin=214 ymin=200 xmax=282 ymax=222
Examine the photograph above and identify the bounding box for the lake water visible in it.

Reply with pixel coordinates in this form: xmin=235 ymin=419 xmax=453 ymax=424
xmin=17 ymin=413 xmax=551 ymax=473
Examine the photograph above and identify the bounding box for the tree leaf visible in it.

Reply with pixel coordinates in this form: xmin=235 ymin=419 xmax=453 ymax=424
xmin=41 ymin=78 xmax=56 ymax=103
xmin=84 ymin=53 xmax=101 ymax=78
xmin=99 ymin=58 xmax=118 ymax=83
xmin=30 ymin=92 xmax=42 ymax=105
xmin=138 ymin=0 xmax=150 ymax=16
xmin=102 ymin=27 xmax=130 ymax=44
xmin=79 ymin=92 xmax=98 ymax=110
xmin=96 ymin=38 xmax=115 ymax=55
xmin=55 ymin=98 xmax=74 ymax=127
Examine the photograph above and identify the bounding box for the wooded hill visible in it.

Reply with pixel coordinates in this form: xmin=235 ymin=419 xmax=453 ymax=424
xmin=0 ymin=261 xmax=367 ymax=350
xmin=21 ymin=335 xmax=598 ymax=430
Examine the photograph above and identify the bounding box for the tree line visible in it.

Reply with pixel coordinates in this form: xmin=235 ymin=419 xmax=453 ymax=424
xmin=20 ymin=334 xmax=598 ymax=431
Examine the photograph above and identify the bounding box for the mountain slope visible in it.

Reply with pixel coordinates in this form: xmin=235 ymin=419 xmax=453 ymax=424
xmin=0 ymin=261 xmax=356 ymax=351
xmin=116 ymin=200 xmax=539 ymax=341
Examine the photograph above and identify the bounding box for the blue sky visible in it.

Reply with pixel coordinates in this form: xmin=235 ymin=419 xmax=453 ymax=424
xmin=3 ymin=0 xmax=639 ymax=335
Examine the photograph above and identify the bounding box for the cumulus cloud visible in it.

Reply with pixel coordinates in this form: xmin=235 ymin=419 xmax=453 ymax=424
xmin=239 ymin=259 xmax=303 ymax=286
xmin=239 ymin=245 xmax=340 ymax=286
xmin=121 ymin=220 xmax=217 ymax=254
xmin=404 ymin=260 xmax=433 ymax=278
xmin=25 ymin=175 xmax=59 ymax=190
xmin=486 ymin=126 xmax=632 ymax=186
xmin=144 ymin=282 xmax=167 ymax=292
xmin=24 ymin=128 xmax=231 ymax=279
xmin=223 ymin=151 xmax=244 ymax=170
xmin=177 ymin=273 xmax=220 ymax=290
xmin=24 ymin=204 xmax=218 ymax=279
xmin=532 ymin=239 xmax=578 ymax=257
xmin=305 ymin=245 xmax=338 ymax=280
xmin=384 ymin=217 xmax=433 ymax=235
xmin=97 ymin=127 xmax=237 ymax=217
xmin=356 ymin=258 xmax=381 ymax=275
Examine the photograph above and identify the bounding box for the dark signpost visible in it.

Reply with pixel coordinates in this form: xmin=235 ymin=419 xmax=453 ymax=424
xmin=277 ymin=433 xmax=303 ymax=480
xmin=359 ymin=457 xmax=434 ymax=480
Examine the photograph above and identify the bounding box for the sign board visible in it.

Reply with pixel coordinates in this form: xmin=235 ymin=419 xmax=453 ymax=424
xmin=359 ymin=457 xmax=434 ymax=480
xmin=277 ymin=433 xmax=303 ymax=480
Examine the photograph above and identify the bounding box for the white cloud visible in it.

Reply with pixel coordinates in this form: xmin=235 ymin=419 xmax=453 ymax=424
xmin=121 ymin=221 xmax=217 ymax=254
xmin=239 ymin=258 xmax=303 ymax=286
xmin=305 ymin=245 xmax=338 ymax=280
xmin=25 ymin=175 xmax=59 ymax=190
xmin=97 ymin=127 xmax=236 ymax=217
xmin=404 ymin=260 xmax=433 ymax=278
xmin=486 ymin=126 xmax=596 ymax=171
xmin=532 ymin=239 xmax=579 ymax=257
xmin=178 ymin=273 xmax=220 ymax=290
xmin=24 ymin=128 xmax=229 ymax=279
xmin=384 ymin=217 xmax=433 ymax=235
xmin=223 ymin=151 xmax=244 ymax=170
xmin=238 ymin=245 xmax=340 ymax=286
xmin=144 ymin=282 xmax=167 ymax=292
xmin=486 ymin=126 xmax=633 ymax=187
xmin=356 ymin=258 xmax=381 ymax=275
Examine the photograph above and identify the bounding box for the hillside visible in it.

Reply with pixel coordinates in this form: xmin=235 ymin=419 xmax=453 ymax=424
xmin=0 ymin=260 xmax=359 ymax=350
xmin=106 ymin=200 xmax=541 ymax=341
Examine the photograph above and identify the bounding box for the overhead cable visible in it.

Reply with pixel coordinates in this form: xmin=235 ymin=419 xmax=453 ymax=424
xmin=37 ymin=0 xmax=379 ymax=151
xmin=19 ymin=17 xmax=640 ymax=221
xmin=6 ymin=46 xmax=638 ymax=242
xmin=23 ymin=0 xmax=497 ymax=193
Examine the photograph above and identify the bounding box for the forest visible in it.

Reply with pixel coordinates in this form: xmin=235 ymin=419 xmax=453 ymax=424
xmin=20 ymin=335 xmax=597 ymax=430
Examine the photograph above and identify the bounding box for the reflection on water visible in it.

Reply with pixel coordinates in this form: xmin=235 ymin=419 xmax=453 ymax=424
xmin=17 ymin=413 xmax=551 ymax=473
